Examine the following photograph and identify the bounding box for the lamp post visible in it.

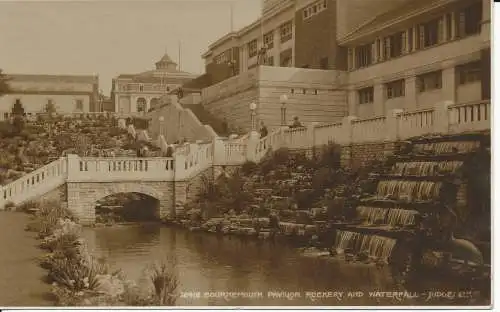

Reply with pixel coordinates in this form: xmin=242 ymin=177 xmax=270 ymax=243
xmin=249 ymin=102 xmax=257 ymax=132
xmin=280 ymin=94 xmax=288 ymax=127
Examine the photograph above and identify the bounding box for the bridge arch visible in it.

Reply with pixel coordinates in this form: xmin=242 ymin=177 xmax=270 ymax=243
xmin=67 ymin=181 xmax=172 ymax=225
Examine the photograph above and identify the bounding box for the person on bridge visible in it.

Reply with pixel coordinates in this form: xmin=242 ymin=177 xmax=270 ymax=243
xmin=290 ymin=116 xmax=303 ymax=128
xmin=259 ymin=122 xmax=268 ymax=138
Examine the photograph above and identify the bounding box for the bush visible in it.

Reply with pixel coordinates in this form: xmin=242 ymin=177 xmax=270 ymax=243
xmin=4 ymin=201 xmax=15 ymax=211
xmin=149 ymin=262 xmax=179 ymax=306
xmin=241 ymin=161 xmax=257 ymax=176
xmin=311 ymin=167 xmax=335 ymax=191
xmin=317 ymin=143 xmax=341 ymax=169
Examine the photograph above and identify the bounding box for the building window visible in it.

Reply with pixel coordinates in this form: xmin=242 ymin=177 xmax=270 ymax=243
xmin=445 ymin=13 xmax=453 ymax=40
xmin=280 ymin=21 xmax=293 ymax=43
xmin=3 ymin=113 xmax=8 ymax=119
xmin=75 ymin=99 xmax=83 ymax=110
xmin=457 ymin=2 xmax=482 ymax=37
xmin=320 ymin=57 xmax=329 ymax=69
xmin=265 ymin=56 xmax=274 ymax=66
xmin=139 ymin=84 xmax=144 ymax=92
xmin=215 ymin=49 xmax=231 ymax=64
xmin=417 ymin=19 xmax=440 ymax=49
xmin=280 ymin=48 xmax=293 ymax=67
xmin=417 ymin=71 xmax=442 ymax=92
xmin=302 ymin=89 xmax=306 ymax=94
xmin=263 ymin=31 xmax=274 ymax=49
xmin=314 ymin=89 xmax=318 ymax=95
xmin=358 ymin=87 xmax=374 ymax=104
xmin=303 ymin=0 xmax=327 ymax=21
xmin=386 ymin=79 xmax=405 ymax=99
xmin=291 ymin=89 xmax=294 ymax=94
xmin=457 ymin=61 xmax=481 ymax=85
xmin=385 ymin=32 xmax=404 ymax=59
xmin=408 ymin=28 xmax=414 ymax=52
xmin=248 ymin=39 xmax=258 ymax=58
xmin=355 ymin=43 xmax=372 ymax=68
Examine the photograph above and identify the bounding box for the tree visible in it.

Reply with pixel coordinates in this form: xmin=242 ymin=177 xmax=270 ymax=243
xmin=45 ymin=100 xmax=57 ymax=117
xmin=0 ymin=69 xmax=11 ymax=97
xmin=11 ymin=99 xmax=25 ymax=133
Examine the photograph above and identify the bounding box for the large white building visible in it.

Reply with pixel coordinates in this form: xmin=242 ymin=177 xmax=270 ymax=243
xmin=190 ymin=0 xmax=490 ymax=132
xmin=111 ymin=53 xmax=198 ymax=115
xmin=341 ymin=0 xmax=490 ymax=118
xmin=0 ymin=74 xmax=99 ymax=120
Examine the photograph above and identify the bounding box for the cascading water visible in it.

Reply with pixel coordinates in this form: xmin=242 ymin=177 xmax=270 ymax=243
xmin=413 ymin=141 xmax=479 ymax=154
xmin=376 ymin=180 xmax=442 ymax=201
xmin=334 ymin=230 xmax=397 ymax=262
xmin=386 ymin=209 xmax=418 ymax=227
xmin=356 ymin=206 xmax=388 ymax=225
xmin=391 ymin=161 xmax=463 ymax=176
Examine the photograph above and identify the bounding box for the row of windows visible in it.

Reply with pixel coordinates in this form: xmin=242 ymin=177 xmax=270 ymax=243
xmin=357 ymin=61 xmax=482 ymax=104
xmin=291 ymin=88 xmax=320 ymax=95
xmin=246 ymin=20 xmax=293 ymax=59
xmin=214 ymin=49 xmax=232 ymax=64
xmin=350 ymin=2 xmax=482 ymax=70
xmin=264 ymin=31 xmax=274 ymax=49
xmin=303 ymin=0 xmax=328 ymax=21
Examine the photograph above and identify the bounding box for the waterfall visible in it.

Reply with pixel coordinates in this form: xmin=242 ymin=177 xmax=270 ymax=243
xmin=334 ymin=230 xmax=360 ymax=251
xmin=356 ymin=206 xmax=388 ymax=225
xmin=391 ymin=161 xmax=463 ymax=176
xmin=386 ymin=209 xmax=417 ymax=227
xmin=334 ymin=230 xmax=397 ymax=262
xmin=414 ymin=141 xmax=480 ymax=154
xmin=376 ymin=180 xmax=442 ymax=200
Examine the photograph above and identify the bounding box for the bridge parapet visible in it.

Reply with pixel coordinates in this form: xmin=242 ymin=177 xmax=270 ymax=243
xmin=67 ymin=155 xmax=175 ymax=182
xmin=0 ymin=157 xmax=67 ymax=207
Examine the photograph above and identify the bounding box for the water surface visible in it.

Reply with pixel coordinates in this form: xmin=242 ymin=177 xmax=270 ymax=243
xmin=82 ymin=224 xmax=488 ymax=306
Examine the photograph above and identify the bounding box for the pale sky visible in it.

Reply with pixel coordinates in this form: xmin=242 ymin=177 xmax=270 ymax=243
xmin=0 ymin=0 xmax=261 ymax=94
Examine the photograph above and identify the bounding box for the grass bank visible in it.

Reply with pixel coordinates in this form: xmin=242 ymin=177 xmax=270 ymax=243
xmin=21 ymin=200 xmax=179 ymax=306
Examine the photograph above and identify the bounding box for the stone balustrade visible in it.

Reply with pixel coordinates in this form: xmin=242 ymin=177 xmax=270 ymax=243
xmin=67 ymin=155 xmax=175 ymax=182
xmin=448 ymin=100 xmax=490 ymax=133
xmin=398 ymin=108 xmax=434 ymax=140
xmin=0 ymin=157 xmax=67 ymax=207
xmin=0 ymin=99 xmax=490 ymax=210
xmin=224 ymin=141 xmax=248 ymax=165
xmin=351 ymin=116 xmax=387 ymax=143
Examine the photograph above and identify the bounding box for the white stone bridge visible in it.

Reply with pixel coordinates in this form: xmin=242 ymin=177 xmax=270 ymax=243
xmin=0 ymin=100 xmax=490 ymax=225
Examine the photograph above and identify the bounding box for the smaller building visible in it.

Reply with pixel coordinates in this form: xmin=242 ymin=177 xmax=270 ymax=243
xmin=111 ymin=53 xmax=198 ymax=115
xmin=0 ymin=73 xmax=99 ymax=120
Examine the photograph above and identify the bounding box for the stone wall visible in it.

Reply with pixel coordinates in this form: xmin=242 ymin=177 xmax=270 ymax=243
xmin=341 ymin=141 xmax=398 ymax=169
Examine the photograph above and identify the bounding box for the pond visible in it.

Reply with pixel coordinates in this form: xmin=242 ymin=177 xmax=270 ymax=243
xmin=81 ymin=224 xmax=489 ymax=306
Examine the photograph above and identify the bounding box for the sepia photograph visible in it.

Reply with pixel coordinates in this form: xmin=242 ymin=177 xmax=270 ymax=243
xmin=0 ymin=0 xmax=492 ymax=308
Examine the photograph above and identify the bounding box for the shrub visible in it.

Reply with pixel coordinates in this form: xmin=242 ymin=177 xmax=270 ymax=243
xmin=311 ymin=167 xmax=335 ymax=191
xmin=4 ymin=201 xmax=15 ymax=211
xmin=241 ymin=161 xmax=258 ymax=176
xmin=149 ymin=261 xmax=179 ymax=306
xmin=317 ymin=143 xmax=341 ymax=169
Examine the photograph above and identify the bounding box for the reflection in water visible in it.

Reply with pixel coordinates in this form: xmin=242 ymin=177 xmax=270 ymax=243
xmin=81 ymin=225 xmax=486 ymax=306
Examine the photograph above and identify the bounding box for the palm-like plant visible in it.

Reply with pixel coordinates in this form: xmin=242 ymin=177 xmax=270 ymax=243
xmin=150 ymin=262 xmax=178 ymax=306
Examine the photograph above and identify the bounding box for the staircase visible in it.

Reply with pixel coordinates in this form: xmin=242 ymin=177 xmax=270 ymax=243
xmin=181 ymin=104 xmax=230 ymax=136
xmin=1 ymin=157 xmax=68 ymax=208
